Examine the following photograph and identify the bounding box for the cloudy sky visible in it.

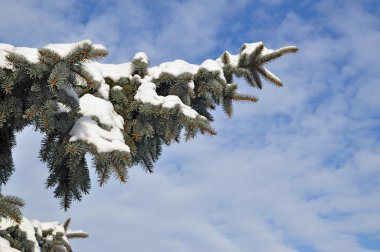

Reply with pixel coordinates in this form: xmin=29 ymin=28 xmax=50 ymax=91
xmin=1 ymin=0 xmax=380 ymax=251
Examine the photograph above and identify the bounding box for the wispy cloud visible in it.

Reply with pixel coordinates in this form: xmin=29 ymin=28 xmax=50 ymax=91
xmin=2 ymin=0 xmax=380 ymax=252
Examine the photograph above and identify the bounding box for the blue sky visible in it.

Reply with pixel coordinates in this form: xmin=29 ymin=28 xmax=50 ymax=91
xmin=1 ymin=0 xmax=380 ymax=251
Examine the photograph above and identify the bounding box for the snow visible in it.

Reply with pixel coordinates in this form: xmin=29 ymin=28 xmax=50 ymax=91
xmin=0 ymin=39 xmax=104 ymax=70
xmin=31 ymin=220 xmax=43 ymax=236
xmin=40 ymin=221 xmax=65 ymax=236
xmin=19 ymin=218 xmax=40 ymax=251
xmin=0 ymin=43 xmax=39 ymax=68
xmin=241 ymin=43 xmax=298 ymax=58
xmin=0 ymin=217 xmax=86 ymax=252
xmin=240 ymin=42 xmax=283 ymax=58
xmin=44 ymin=39 xmax=106 ymax=57
xmin=0 ymin=44 xmax=14 ymax=52
xmin=69 ymin=94 xmax=130 ymax=153
xmin=240 ymin=42 xmax=264 ymax=56
xmin=66 ymin=229 xmax=87 ymax=236
xmin=10 ymin=47 xmax=39 ymax=63
xmin=146 ymin=58 xmax=226 ymax=89
xmin=188 ymin=80 xmax=195 ymax=90
xmin=200 ymin=59 xmax=226 ymax=82
xmin=0 ymin=48 xmax=11 ymax=68
xmin=78 ymin=94 xmax=124 ymax=132
xmin=216 ymin=51 xmax=239 ymax=67
xmin=86 ymin=62 xmax=133 ymax=83
xmin=0 ymin=237 xmax=20 ymax=252
xmin=82 ymin=61 xmax=134 ymax=99
xmin=148 ymin=59 xmax=199 ymax=79
xmin=133 ymin=52 xmax=149 ymax=64
xmin=146 ymin=59 xmax=204 ymax=91
xmin=134 ymin=81 xmax=199 ymax=118
xmin=98 ymin=82 xmax=110 ymax=99
xmin=112 ymin=85 xmax=123 ymax=91
xmin=261 ymin=47 xmax=274 ymax=56
xmin=81 ymin=62 xmax=110 ymax=99
xmin=0 ymin=217 xmax=40 ymax=251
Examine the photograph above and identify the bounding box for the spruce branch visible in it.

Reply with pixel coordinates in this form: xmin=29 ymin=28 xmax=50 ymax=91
xmin=232 ymin=93 xmax=258 ymax=103
xmin=38 ymin=48 xmax=63 ymax=65
xmin=258 ymin=46 xmax=299 ymax=64
xmin=0 ymin=194 xmax=25 ymax=223
xmin=5 ymin=52 xmax=31 ymax=69
xmin=65 ymin=42 xmax=107 ymax=65
xmin=63 ymin=218 xmax=71 ymax=231
xmin=220 ymin=51 xmax=231 ymax=65
xmin=256 ymin=65 xmax=283 ymax=87
xmin=0 ymin=40 xmax=297 ymax=209
xmin=48 ymin=62 xmax=70 ymax=88
xmin=65 ymin=232 xmax=89 ymax=239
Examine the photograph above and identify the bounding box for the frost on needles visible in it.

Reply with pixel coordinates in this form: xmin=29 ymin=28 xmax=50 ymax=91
xmin=0 ymin=40 xmax=298 ymax=211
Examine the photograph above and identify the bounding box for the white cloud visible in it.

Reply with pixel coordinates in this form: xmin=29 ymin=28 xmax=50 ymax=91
xmin=2 ymin=0 xmax=380 ymax=252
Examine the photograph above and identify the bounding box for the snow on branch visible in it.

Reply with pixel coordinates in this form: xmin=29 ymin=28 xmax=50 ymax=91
xmin=69 ymin=94 xmax=130 ymax=153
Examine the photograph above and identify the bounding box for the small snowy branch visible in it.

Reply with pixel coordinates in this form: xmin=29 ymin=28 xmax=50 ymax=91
xmin=0 ymin=217 xmax=86 ymax=252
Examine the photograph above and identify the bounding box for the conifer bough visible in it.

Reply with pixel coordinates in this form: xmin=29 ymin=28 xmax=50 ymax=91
xmin=0 ymin=40 xmax=297 ymax=211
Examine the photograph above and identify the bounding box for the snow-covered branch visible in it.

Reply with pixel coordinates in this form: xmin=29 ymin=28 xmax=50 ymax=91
xmin=0 ymin=217 xmax=87 ymax=252
xmin=0 ymin=39 xmax=297 ymax=209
